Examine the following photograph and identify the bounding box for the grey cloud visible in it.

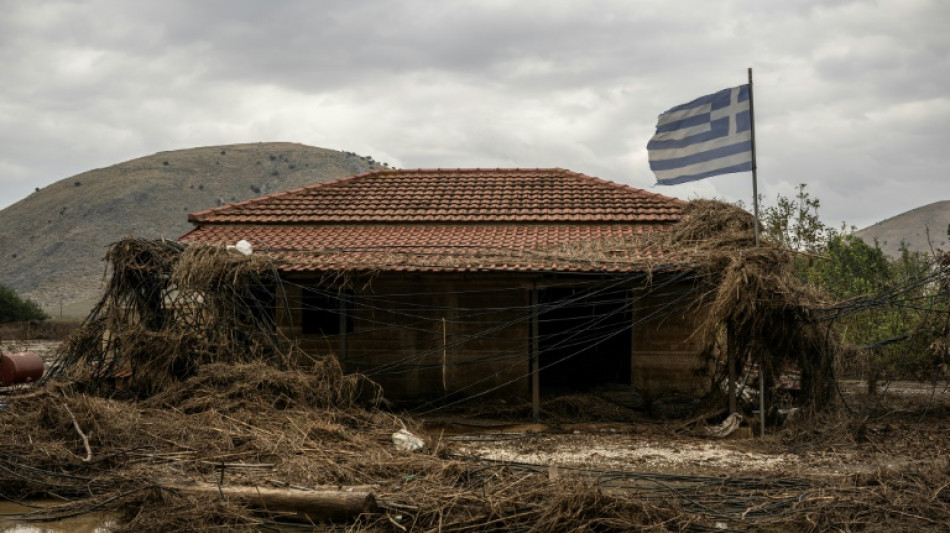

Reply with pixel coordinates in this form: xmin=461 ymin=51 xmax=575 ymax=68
xmin=1 ymin=0 xmax=948 ymax=231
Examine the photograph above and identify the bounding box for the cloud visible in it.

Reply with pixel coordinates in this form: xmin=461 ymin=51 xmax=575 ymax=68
xmin=1 ymin=0 xmax=948 ymax=230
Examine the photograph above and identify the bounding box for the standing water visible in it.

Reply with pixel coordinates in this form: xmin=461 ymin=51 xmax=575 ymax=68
xmin=0 ymin=501 xmax=114 ymax=533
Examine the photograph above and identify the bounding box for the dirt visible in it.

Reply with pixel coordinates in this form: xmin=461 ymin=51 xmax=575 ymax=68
xmin=5 ymin=342 xmax=950 ymax=532
xmin=0 ymin=340 xmax=59 ymax=360
xmin=447 ymin=422 xmax=948 ymax=480
xmin=451 ymin=431 xmax=800 ymax=475
xmin=0 ymin=501 xmax=113 ymax=533
xmin=440 ymin=380 xmax=950 ymax=481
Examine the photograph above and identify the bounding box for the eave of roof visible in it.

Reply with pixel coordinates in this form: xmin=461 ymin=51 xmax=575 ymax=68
xmin=180 ymin=223 xmax=682 ymax=274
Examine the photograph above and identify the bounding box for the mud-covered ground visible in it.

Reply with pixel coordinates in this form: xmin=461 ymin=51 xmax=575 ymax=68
xmin=3 ymin=340 xmax=950 ymax=532
xmin=445 ymin=381 xmax=950 ymax=480
xmin=0 ymin=340 xmax=59 ymax=361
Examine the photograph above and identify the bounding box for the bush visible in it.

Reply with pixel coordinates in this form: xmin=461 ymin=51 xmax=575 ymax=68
xmin=0 ymin=284 xmax=49 ymax=323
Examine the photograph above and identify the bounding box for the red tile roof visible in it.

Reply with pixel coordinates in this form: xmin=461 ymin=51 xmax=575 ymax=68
xmin=182 ymin=168 xmax=686 ymax=273
xmin=179 ymin=224 xmax=681 ymax=273
xmin=188 ymin=168 xmax=683 ymax=224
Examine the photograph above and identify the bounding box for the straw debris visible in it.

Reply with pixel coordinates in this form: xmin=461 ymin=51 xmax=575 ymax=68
xmin=0 ymin=200 xmax=856 ymax=530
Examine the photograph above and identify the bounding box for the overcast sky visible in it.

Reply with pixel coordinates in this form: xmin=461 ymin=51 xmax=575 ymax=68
xmin=2 ymin=0 xmax=947 ymax=228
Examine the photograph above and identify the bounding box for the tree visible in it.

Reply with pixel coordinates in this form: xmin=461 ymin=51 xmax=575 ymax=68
xmin=0 ymin=284 xmax=49 ymax=323
xmin=808 ymin=234 xmax=892 ymax=298
xmin=761 ymin=183 xmax=842 ymax=253
xmin=760 ymin=186 xmax=940 ymax=384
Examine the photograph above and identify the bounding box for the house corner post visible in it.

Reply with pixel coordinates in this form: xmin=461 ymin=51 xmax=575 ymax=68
xmin=727 ymin=322 xmax=737 ymax=415
xmin=338 ymin=292 xmax=348 ymax=369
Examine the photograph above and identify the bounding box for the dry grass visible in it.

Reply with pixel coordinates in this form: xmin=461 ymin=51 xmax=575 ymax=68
xmin=0 ymin=201 xmax=863 ymax=531
xmin=5 ymin=376 xmax=950 ymax=531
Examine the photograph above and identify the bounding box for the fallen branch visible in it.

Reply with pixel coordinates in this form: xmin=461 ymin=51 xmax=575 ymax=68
xmin=162 ymin=481 xmax=378 ymax=523
xmin=60 ymin=395 xmax=92 ymax=462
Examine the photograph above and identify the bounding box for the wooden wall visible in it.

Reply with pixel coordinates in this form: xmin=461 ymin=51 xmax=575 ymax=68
xmin=280 ymin=273 xmax=710 ymax=404
xmin=281 ymin=274 xmax=531 ymax=401
xmin=630 ymin=281 xmax=711 ymax=398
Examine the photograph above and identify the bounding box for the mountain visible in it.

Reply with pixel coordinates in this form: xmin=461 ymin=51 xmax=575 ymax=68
xmin=0 ymin=142 xmax=382 ymax=318
xmin=855 ymin=201 xmax=950 ymax=258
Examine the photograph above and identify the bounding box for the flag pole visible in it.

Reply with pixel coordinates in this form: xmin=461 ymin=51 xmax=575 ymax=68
xmin=749 ymin=67 xmax=760 ymax=247
xmin=748 ymin=67 xmax=766 ymax=438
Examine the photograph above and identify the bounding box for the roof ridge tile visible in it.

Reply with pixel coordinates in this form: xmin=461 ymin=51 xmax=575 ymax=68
xmin=189 ymin=168 xmax=684 ymax=225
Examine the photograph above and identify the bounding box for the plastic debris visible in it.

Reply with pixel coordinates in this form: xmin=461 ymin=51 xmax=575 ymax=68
xmin=704 ymin=412 xmax=743 ymax=439
xmin=720 ymin=378 xmax=757 ymax=403
xmin=226 ymin=239 xmax=253 ymax=256
xmin=778 ymin=407 xmax=800 ymax=424
xmin=392 ymin=429 xmax=424 ymax=451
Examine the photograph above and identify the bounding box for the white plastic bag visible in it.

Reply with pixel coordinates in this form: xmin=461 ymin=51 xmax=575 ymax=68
xmin=226 ymin=239 xmax=253 ymax=256
xmin=392 ymin=429 xmax=424 ymax=451
xmin=704 ymin=412 xmax=743 ymax=439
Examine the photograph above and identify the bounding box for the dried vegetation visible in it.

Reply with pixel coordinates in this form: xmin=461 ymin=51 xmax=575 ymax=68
xmin=2 ymin=204 xmax=946 ymax=531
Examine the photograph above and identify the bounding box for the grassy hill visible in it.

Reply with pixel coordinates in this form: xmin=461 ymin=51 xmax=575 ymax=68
xmin=0 ymin=142 xmax=382 ymax=318
xmin=855 ymin=200 xmax=950 ymax=258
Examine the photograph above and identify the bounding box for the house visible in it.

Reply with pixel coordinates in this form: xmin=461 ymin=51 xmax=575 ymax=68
xmin=179 ymin=168 xmax=711 ymax=404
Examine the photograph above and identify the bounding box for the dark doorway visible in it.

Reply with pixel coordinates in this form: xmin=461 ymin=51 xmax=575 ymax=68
xmin=537 ymin=286 xmax=632 ymax=394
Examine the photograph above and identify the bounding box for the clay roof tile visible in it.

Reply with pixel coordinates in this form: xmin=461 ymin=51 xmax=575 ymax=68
xmin=188 ymin=168 xmax=683 ymax=224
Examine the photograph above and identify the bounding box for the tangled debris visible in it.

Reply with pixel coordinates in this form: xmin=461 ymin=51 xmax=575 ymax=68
xmin=5 ymin=380 xmax=950 ymax=531
xmin=0 ymin=202 xmax=872 ymax=531
xmin=669 ymin=201 xmax=840 ymax=409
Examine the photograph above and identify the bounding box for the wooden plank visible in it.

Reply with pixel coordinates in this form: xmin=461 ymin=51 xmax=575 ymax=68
xmin=631 ymin=282 xmax=710 ymax=397
xmin=163 ymin=481 xmax=377 ymax=522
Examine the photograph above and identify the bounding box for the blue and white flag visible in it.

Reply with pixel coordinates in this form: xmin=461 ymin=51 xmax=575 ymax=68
xmin=648 ymin=85 xmax=752 ymax=185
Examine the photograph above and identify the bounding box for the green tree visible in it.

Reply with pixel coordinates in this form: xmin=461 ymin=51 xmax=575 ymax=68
xmin=760 ymin=187 xmax=939 ymax=383
xmin=809 ymin=234 xmax=892 ymax=298
xmin=761 ymin=183 xmax=838 ymax=253
xmin=0 ymin=284 xmax=49 ymax=323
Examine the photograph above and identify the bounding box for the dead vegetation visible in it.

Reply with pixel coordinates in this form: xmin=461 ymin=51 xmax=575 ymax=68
xmin=2 ymin=202 xmax=945 ymax=531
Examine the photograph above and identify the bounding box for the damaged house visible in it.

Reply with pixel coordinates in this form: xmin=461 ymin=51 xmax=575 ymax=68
xmin=179 ymin=168 xmax=715 ymax=404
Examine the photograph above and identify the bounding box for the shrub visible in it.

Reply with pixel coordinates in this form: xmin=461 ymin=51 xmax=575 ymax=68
xmin=0 ymin=284 xmax=49 ymax=323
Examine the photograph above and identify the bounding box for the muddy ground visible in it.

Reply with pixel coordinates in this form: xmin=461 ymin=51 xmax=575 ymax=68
xmin=3 ymin=341 xmax=950 ymax=531
xmin=0 ymin=340 xmax=59 ymax=362
xmin=441 ymin=381 xmax=950 ymax=479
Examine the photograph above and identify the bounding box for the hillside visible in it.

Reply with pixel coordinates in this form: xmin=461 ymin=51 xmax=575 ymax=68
xmin=855 ymin=201 xmax=950 ymax=258
xmin=855 ymin=200 xmax=950 ymax=257
xmin=0 ymin=142 xmax=382 ymax=317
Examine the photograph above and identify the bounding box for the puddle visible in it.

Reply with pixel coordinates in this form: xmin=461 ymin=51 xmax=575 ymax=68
xmin=0 ymin=501 xmax=114 ymax=533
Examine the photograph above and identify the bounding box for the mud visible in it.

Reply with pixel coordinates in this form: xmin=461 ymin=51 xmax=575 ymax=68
xmin=0 ymin=501 xmax=113 ymax=533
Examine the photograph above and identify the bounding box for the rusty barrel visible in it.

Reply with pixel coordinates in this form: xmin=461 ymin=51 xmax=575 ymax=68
xmin=0 ymin=352 xmax=45 ymax=386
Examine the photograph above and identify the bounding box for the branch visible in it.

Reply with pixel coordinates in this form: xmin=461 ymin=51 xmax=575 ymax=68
xmin=60 ymin=394 xmax=92 ymax=462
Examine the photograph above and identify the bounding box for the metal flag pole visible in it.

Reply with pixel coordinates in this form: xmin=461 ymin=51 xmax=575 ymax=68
xmin=748 ymin=67 xmax=766 ymax=437
xmin=749 ymin=67 xmax=761 ymax=248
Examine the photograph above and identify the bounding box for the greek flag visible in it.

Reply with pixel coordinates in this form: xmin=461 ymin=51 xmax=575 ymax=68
xmin=648 ymin=85 xmax=752 ymax=185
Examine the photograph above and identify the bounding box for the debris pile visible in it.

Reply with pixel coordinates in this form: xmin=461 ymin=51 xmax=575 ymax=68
xmin=672 ymin=200 xmax=839 ymax=409
xmin=0 ymin=200 xmax=864 ymax=531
